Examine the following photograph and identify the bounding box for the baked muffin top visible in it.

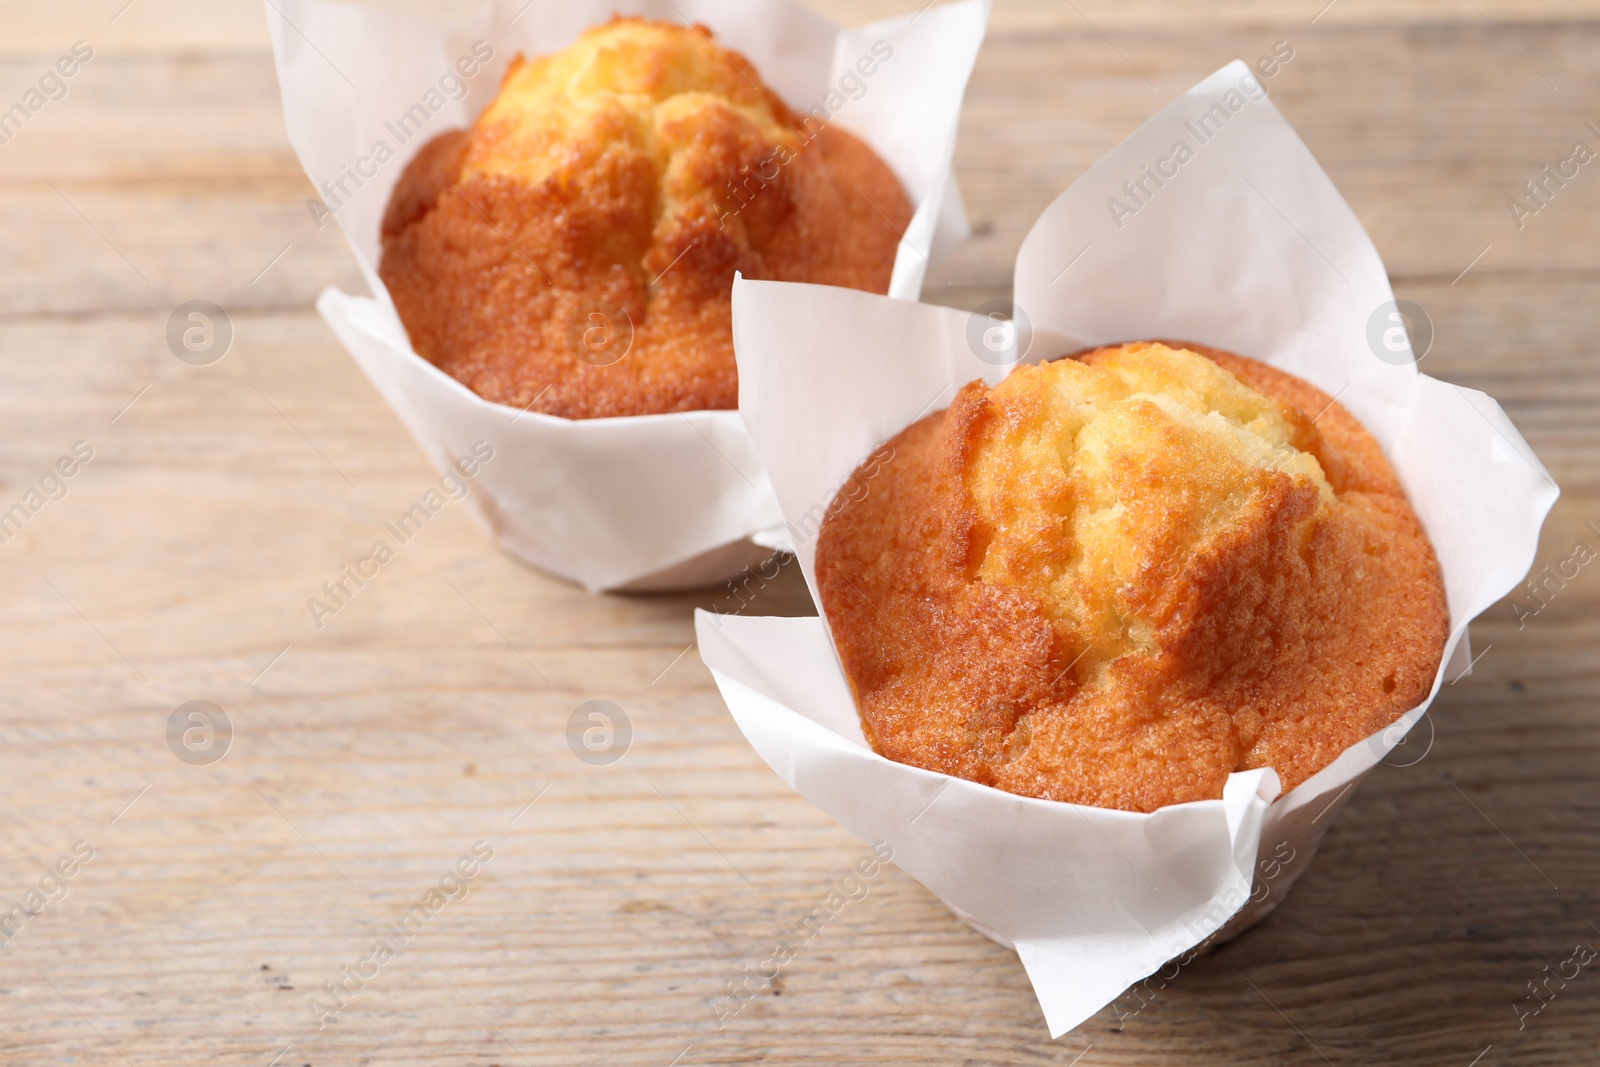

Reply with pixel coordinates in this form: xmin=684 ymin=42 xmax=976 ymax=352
xmin=380 ymin=17 xmax=911 ymax=419
xmin=816 ymin=342 xmax=1449 ymax=812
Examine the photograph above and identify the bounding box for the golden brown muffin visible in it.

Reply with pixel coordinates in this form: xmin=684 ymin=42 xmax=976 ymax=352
xmin=816 ymin=341 xmax=1449 ymax=813
xmin=380 ymin=17 xmax=912 ymax=419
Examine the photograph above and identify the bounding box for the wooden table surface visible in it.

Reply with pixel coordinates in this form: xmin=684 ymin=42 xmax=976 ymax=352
xmin=2 ymin=1 xmax=1597 ymax=1064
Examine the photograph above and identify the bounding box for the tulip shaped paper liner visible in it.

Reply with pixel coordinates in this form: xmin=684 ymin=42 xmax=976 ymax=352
xmin=697 ymin=61 xmax=1559 ymax=1037
xmin=266 ymin=0 xmax=989 ymax=592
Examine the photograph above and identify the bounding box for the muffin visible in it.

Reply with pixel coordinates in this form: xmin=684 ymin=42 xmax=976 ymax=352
xmin=379 ymin=17 xmax=912 ymax=420
xmin=815 ymin=341 xmax=1449 ymax=813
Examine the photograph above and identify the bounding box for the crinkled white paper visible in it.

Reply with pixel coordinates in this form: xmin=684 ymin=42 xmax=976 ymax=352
xmin=700 ymin=61 xmax=1559 ymax=1036
xmin=266 ymin=0 xmax=989 ymax=591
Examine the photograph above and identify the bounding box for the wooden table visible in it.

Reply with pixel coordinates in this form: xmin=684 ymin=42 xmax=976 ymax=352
xmin=2 ymin=1 xmax=1596 ymax=1063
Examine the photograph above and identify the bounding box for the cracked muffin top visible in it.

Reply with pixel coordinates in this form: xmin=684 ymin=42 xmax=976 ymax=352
xmin=816 ymin=341 xmax=1448 ymax=812
xmin=380 ymin=17 xmax=911 ymax=419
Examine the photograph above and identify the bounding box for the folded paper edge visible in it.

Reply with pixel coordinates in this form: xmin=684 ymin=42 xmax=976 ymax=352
xmin=317 ymin=288 xmax=783 ymax=591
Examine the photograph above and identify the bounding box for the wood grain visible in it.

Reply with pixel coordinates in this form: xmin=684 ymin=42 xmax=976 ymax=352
xmin=1 ymin=1 xmax=1597 ymax=1065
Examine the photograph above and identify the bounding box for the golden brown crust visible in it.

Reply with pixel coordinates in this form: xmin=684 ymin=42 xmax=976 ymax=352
xmin=816 ymin=342 xmax=1449 ymax=813
xmin=379 ymin=17 xmax=911 ymax=419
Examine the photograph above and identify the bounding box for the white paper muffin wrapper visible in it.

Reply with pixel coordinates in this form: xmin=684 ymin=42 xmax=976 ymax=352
xmin=266 ymin=0 xmax=990 ymax=592
xmin=697 ymin=61 xmax=1560 ymax=1036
